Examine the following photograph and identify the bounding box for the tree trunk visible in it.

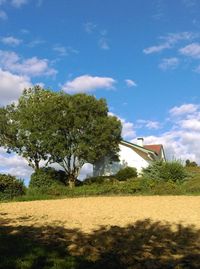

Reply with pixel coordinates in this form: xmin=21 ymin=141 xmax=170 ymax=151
xmin=68 ymin=175 xmax=76 ymax=188
xmin=34 ymin=159 xmax=40 ymax=171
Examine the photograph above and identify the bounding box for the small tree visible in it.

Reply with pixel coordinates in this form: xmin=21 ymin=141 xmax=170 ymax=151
xmin=0 ymin=174 xmax=25 ymax=200
xmin=47 ymin=93 xmax=122 ymax=188
xmin=185 ymin=159 xmax=198 ymax=167
xmin=0 ymin=86 xmax=59 ymax=171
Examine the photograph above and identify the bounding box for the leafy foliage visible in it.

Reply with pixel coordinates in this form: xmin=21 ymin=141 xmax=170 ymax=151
xmin=185 ymin=159 xmax=198 ymax=167
xmin=115 ymin=166 xmax=137 ymax=181
xmin=142 ymin=161 xmax=186 ymax=183
xmin=29 ymin=167 xmax=66 ymax=189
xmin=0 ymin=174 xmax=25 ymax=200
xmin=84 ymin=175 xmax=116 ymax=185
xmin=47 ymin=93 xmax=122 ymax=186
xmin=0 ymin=86 xmax=60 ymax=170
xmin=0 ymin=87 xmax=122 ymax=188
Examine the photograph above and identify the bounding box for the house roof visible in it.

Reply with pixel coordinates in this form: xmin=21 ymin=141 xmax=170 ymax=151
xmin=144 ymin=144 xmax=162 ymax=155
xmin=120 ymin=140 xmax=165 ymax=161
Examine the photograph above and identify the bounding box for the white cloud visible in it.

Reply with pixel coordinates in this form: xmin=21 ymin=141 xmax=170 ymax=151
xmin=108 ymin=112 xmax=136 ymax=140
xmin=182 ymin=0 xmax=196 ymax=7
xmin=159 ymin=57 xmax=179 ymax=70
xmin=125 ymin=79 xmax=137 ymax=87
xmin=121 ymin=119 xmax=136 ymax=139
xmin=98 ymin=36 xmax=110 ymax=50
xmin=143 ymin=43 xmax=170 ymax=54
xmin=1 ymin=36 xmax=22 ymax=46
xmin=11 ymin=0 xmax=29 ymax=8
xmin=53 ymin=45 xmax=79 ymax=56
xmin=169 ymin=103 xmax=199 ymax=116
xmin=136 ymin=119 xmax=161 ymax=130
xmin=180 ymin=119 xmax=200 ymax=131
xmin=134 ymin=103 xmax=200 ymax=164
xmin=27 ymin=39 xmax=45 ymax=47
xmin=0 ymin=9 xmax=7 ymax=19
xmin=179 ymin=43 xmax=200 ymax=59
xmin=84 ymin=22 xmax=97 ymax=34
xmin=62 ymin=75 xmax=116 ymax=93
xmin=0 ymin=147 xmax=33 ymax=179
xmin=144 ymin=32 xmax=198 ymax=54
xmin=0 ymin=69 xmax=32 ymax=106
xmin=0 ymin=50 xmax=57 ymax=77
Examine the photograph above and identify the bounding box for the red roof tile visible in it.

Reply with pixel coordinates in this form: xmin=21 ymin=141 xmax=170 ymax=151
xmin=144 ymin=144 xmax=162 ymax=155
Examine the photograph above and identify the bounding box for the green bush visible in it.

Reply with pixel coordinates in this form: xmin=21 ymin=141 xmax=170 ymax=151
xmin=183 ymin=177 xmax=200 ymax=194
xmin=0 ymin=174 xmax=25 ymax=200
xmin=84 ymin=175 xmax=115 ymax=185
xmin=142 ymin=161 xmax=163 ymax=180
xmin=139 ymin=177 xmax=158 ymax=193
xmin=161 ymin=161 xmax=187 ymax=182
xmin=29 ymin=167 xmax=66 ymax=189
xmin=142 ymin=161 xmax=186 ymax=183
xmin=151 ymin=181 xmax=183 ymax=195
xmin=115 ymin=166 xmax=137 ymax=181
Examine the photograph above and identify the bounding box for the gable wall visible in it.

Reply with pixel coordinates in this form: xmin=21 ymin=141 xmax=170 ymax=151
xmin=93 ymin=143 xmax=151 ymax=177
xmin=118 ymin=144 xmax=151 ymax=174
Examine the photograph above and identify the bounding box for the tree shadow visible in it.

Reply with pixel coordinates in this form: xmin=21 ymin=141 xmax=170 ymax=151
xmin=0 ymin=216 xmax=200 ymax=269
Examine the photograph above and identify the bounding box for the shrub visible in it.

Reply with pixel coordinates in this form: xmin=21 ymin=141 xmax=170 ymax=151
xmin=84 ymin=175 xmax=116 ymax=185
xmin=115 ymin=166 xmax=137 ymax=181
xmin=151 ymin=181 xmax=183 ymax=195
xmin=29 ymin=167 xmax=66 ymax=189
xmin=139 ymin=177 xmax=158 ymax=193
xmin=161 ymin=161 xmax=187 ymax=182
xmin=142 ymin=161 xmax=186 ymax=183
xmin=0 ymin=174 xmax=25 ymax=200
xmin=142 ymin=161 xmax=163 ymax=180
xmin=183 ymin=177 xmax=200 ymax=194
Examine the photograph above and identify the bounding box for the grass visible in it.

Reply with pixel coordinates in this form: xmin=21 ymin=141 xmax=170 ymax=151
xmin=1 ymin=166 xmax=200 ymax=203
xmin=0 ymin=216 xmax=200 ymax=269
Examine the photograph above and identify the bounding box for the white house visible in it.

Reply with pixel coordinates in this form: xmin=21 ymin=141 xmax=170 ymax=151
xmin=93 ymin=137 xmax=166 ymax=176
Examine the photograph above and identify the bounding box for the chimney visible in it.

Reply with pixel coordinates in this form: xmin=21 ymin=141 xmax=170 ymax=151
xmin=137 ymin=137 xmax=144 ymax=147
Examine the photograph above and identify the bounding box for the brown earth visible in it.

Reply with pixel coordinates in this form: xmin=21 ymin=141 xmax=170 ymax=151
xmin=1 ymin=196 xmax=200 ymax=232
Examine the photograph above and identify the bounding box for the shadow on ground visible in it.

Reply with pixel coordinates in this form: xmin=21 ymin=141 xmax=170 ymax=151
xmin=0 ymin=216 xmax=200 ymax=269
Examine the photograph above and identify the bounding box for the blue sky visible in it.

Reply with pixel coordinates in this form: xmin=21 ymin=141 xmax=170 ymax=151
xmin=1 ymin=0 xmax=200 ymax=181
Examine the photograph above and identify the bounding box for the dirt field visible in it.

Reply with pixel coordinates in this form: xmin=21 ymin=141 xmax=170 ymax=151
xmin=1 ymin=196 xmax=200 ymax=232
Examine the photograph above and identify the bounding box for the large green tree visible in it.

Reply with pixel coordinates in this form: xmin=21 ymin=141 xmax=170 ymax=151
xmin=0 ymin=87 xmax=122 ymax=187
xmin=0 ymin=86 xmax=59 ymax=170
xmin=47 ymin=93 xmax=122 ymax=187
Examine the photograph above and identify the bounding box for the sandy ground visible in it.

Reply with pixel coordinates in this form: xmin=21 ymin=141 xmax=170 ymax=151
xmin=0 ymin=196 xmax=200 ymax=232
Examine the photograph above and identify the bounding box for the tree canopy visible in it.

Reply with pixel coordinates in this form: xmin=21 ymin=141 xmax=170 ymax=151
xmin=0 ymin=86 xmax=122 ymax=187
xmin=0 ymin=86 xmax=60 ymax=170
xmin=47 ymin=93 xmax=122 ymax=187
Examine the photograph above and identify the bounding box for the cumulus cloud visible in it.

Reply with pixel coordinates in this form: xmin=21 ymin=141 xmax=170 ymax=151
xmin=0 ymin=69 xmax=32 ymax=106
xmin=169 ymin=103 xmax=199 ymax=116
xmin=1 ymin=36 xmax=22 ymax=46
xmin=179 ymin=43 xmax=200 ymax=59
xmin=0 ymin=50 xmax=57 ymax=77
xmin=62 ymin=75 xmax=116 ymax=93
xmin=108 ymin=112 xmax=136 ymax=140
xmin=137 ymin=103 xmax=200 ymax=164
xmin=125 ymin=79 xmax=137 ymax=87
xmin=159 ymin=57 xmax=179 ymax=70
xmin=0 ymin=147 xmax=33 ymax=180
